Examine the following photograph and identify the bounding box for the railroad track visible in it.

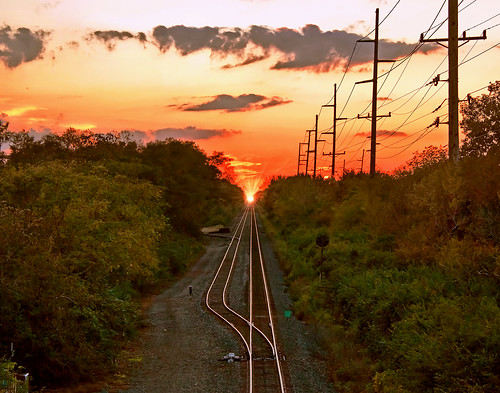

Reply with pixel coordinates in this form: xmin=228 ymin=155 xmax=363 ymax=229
xmin=205 ymin=204 xmax=287 ymax=393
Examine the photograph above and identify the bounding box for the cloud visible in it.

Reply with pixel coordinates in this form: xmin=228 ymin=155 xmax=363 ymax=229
xmin=153 ymin=126 xmax=240 ymax=140
xmin=221 ymin=54 xmax=267 ymax=69
xmin=64 ymin=123 xmax=96 ymax=130
xmin=228 ymin=158 xmax=262 ymax=168
xmin=233 ymin=167 xmax=261 ymax=176
xmin=150 ymin=24 xmax=438 ymax=72
xmin=120 ymin=126 xmax=241 ymax=143
xmin=0 ymin=26 xmax=49 ymax=68
xmin=86 ymin=30 xmax=147 ymax=50
xmin=26 ymin=127 xmax=53 ymax=141
xmin=258 ymin=96 xmax=292 ymax=110
xmin=152 ymin=25 xmax=248 ymax=55
xmin=66 ymin=40 xmax=80 ymax=50
xmin=4 ymin=106 xmax=41 ymax=117
xmin=181 ymin=94 xmax=292 ymax=112
xmin=355 ymin=130 xmax=408 ymax=138
xmin=0 ymin=128 xmax=52 ymax=151
xmin=41 ymin=1 xmax=61 ymax=10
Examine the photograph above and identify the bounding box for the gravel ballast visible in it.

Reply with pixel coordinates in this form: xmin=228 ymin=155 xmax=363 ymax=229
xmin=124 ymin=212 xmax=336 ymax=393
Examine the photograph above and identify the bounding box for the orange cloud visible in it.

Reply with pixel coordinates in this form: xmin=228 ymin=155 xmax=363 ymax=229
xmin=64 ymin=123 xmax=96 ymax=130
xmin=4 ymin=106 xmax=43 ymax=116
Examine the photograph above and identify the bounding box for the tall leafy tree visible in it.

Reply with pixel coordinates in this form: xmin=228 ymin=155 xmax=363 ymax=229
xmin=0 ymin=162 xmax=165 ymax=383
xmin=460 ymin=81 xmax=500 ymax=156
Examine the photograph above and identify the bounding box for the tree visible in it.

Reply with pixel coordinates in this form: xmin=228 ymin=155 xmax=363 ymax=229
xmin=460 ymin=81 xmax=500 ymax=157
xmin=209 ymin=151 xmax=236 ymax=183
xmin=392 ymin=145 xmax=447 ymax=178
xmin=0 ymin=162 xmax=165 ymax=383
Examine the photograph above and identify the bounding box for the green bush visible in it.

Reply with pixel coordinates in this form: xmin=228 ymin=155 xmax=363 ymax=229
xmin=0 ymin=357 xmax=29 ymax=393
xmin=260 ymin=149 xmax=500 ymax=392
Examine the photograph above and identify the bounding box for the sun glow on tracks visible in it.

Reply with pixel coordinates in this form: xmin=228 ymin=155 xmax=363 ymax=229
xmin=240 ymin=176 xmax=265 ymax=205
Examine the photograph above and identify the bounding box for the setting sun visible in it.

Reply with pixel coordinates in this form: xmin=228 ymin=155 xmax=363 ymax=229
xmin=246 ymin=194 xmax=254 ymax=203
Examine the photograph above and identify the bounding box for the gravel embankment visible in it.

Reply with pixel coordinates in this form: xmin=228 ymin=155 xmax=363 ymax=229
xmin=124 ymin=212 xmax=336 ymax=393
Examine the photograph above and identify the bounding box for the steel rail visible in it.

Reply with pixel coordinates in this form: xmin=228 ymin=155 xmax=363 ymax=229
xmin=218 ymin=210 xmax=275 ymax=354
xmin=206 ymin=204 xmax=286 ymax=392
xmin=205 ymin=207 xmax=251 ymax=358
xmin=210 ymin=207 xmax=275 ymax=352
xmin=252 ymin=207 xmax=286 ymax=393
xmin=249 ymin=203 xmax=254 ymax=393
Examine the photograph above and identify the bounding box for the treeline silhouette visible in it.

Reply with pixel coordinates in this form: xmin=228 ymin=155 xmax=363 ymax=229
xmin=0 ymin=127 xmax=242 ymax=387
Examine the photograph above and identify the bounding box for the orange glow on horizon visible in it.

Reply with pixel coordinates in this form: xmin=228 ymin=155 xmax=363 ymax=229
xmin=246 ymin=194 xmax=254 ymax=203
xmin=239 ymin=173 xmax=266 ymax=199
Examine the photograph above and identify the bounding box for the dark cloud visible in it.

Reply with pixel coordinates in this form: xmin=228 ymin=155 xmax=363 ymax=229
xmin=153 ymin=126 xmax=240 ymax=140
xmin=221 ymin=54 xmax=267 ymax=69
xmin=0 ymin=26 xmax=49 ymax=68
xmin=66 ymin=40 xmax=80 ymax=50
xmin=152 ymin=25 xmax=248 ymax=55
xmin=257 ymin=96 xmax=292 ymax=110
xmin=86 ymin=30 xmax=147 ymax=50
xmin=150 ymin=24 xmax=438 ymax=72
xmin=180 ymin=94 xmax=291 ymax=112
xmin=183 ymin=94 xmax=264 ymax=112
xmin=120 ymin=127 xmax=241 ymax=142
xmin=356 ymin=130 xmax=408 ymax=138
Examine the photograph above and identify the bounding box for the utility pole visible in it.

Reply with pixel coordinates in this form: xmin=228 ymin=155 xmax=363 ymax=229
xmin=448 ymin=0 xmax=459 ymax=163
xmin=360 ymin=149 xmax=366 ymax=173
xmin=420 ymin=0 xmax=486 ymax=163
xmin=305 ymin=115 xmax=319 ymax=177
xmin=297 ymin=142 xmax=308 ymax=174
xmin=358 ymin=8 xmax=393 ymax=177
xmin=313 ymin=114 xmax=318 ymax=177
xmin=305 ymin=129 xmax=313 ymax=175
xmin=322 ymin=83 xmax=347 ymax=179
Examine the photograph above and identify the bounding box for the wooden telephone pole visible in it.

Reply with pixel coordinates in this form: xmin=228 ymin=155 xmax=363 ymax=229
xmin=305 ymin=128 xmax=312 ymax=175
xmin=420 ymin=0 xmax=486 ymax=163
xmin=357 ymin=8 xmax=393 ymax=177
xmin=322 ymin=83 xmax=346 ymax=179
xmin=305 ymin=115 xmax=319 ymax=177
xmin=297 ymin=142 xmax=308 ymax=174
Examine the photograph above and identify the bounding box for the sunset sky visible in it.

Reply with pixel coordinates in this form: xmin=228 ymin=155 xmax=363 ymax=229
xmin=1 ymin=0 xmax=499 ymax=192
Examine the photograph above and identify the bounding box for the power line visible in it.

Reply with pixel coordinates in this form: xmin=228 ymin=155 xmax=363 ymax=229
xmin=378 ymin=79 xmax=495 ymax=160
xmin=298 ymin=0 xmax=498 ymax=173
xmin=464 ymin=12 xmax=500 ymax=32
xmin=486 ymin=22 xmax=500 ymax=31
xmin=458 ymin=0 xmax=477 ymax=13
xmin=458 ymin=41 xmax=500 ymax=66
xmin=326 ymin=1 xmax=404 ymax=113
